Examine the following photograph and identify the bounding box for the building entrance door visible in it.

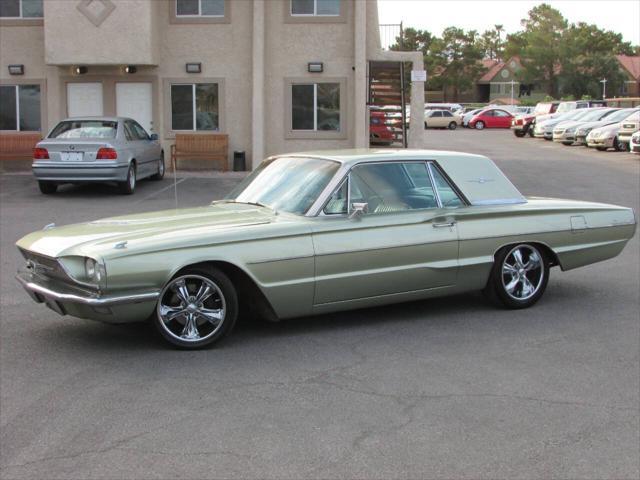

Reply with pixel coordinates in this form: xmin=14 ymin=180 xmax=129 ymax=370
xmin=116 ymin=82 xmax=153 ymax=134
xmin=67 ymin=83 xmax=103 ymax=117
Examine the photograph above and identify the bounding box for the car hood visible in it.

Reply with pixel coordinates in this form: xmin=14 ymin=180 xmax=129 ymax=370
xmin=590 ymin=122 xmax=622 ymax=135
xmin=16 ymin=203 xmax=296 ymax=260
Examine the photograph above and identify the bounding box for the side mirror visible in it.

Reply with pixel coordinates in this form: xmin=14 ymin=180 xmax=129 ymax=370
xmin=149 ymin=133 xmax=159 ymax=141
xmin=349 ymin=202 xmax=368 ymax=219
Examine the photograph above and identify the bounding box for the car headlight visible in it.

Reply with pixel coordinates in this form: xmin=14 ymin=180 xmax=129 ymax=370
xmin=84 ymin=257 xmax=105 ymax=284
xmin=566 ymin=127 xmax=576 ymax=134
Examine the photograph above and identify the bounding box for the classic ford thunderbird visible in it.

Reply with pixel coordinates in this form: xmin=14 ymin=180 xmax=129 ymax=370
xmin=16 ymin=149 xmax=637 ymax=348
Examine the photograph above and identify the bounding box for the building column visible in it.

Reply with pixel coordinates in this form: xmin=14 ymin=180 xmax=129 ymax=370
xmin=409 ymin=56 xmax=425 ymax=148
xmin=354 ymin=0 xmax=367 ymax=148
xmin=251 ymin=0 xmax=265 ymax=169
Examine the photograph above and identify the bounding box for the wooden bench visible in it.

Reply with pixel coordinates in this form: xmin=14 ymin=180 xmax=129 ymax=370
xmin=170 ymin=133 xmax=229 ymax=171
xmin=0 ymin=133 xmax=41 ymax=161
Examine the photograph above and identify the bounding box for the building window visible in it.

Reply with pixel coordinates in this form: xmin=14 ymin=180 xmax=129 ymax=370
xmin=292 ymin=83 xmax=340 ymax=131
xmin=170 ymin=83 xmax=219 ymax=131
xmin=0 ymin=0 xmax=43 ymax=18
xmin=0 ymin=84 xmax=41 ymax=131
xmin=176 ymin=0 xmax=224 ymax=17
xmin=291 ymin=0 xmax=340 ymax=16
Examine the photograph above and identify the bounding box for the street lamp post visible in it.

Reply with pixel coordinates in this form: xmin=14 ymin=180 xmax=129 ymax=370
xmin=600 ymin=78 xmax=607 ymax=100
xmin=510 ymin=80 xmax=516 ymax=105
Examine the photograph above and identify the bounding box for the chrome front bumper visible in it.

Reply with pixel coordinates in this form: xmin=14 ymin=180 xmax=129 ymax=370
xmin=16 ymin=271 xmax=159 ymax=323
xmin=32 ymin=162 xmax=129 ymax=182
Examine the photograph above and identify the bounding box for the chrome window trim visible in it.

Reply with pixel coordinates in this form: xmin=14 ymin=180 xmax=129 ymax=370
xmin=426 ymin=162 xmax=443 ymax=208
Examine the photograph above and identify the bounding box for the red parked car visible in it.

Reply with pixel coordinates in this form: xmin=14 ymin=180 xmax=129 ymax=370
xmin=370 ymin=111 xmax=395 ymax=145
xmin=469 ymin=108 xmax=514 ymax=129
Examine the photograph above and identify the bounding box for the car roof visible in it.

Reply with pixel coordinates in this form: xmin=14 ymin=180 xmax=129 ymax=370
xmin=59 ymin=116 xmax=130 ymax=122
xmin=276 ymin=149 xmax=525 ymax=205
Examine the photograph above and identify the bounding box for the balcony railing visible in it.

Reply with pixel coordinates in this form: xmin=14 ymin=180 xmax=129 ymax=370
xmin=379 ymin=23 xmax=403 ymax=50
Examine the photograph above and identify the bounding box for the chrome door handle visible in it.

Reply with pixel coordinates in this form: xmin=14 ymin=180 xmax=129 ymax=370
xmin=433 ymin=221 xmax=456 ymax=228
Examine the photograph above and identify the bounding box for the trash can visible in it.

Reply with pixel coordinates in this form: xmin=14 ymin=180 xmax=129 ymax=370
xmin=233 ymin=151 xmax=246 ymax=171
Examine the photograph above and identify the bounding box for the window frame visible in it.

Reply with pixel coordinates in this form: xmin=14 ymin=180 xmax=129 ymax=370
xmin=163 ymin=78 xmax=225 ymax=139
xmin=0 ymin=81 xmax=44 ymax=132
xmin=285 ymin=77 xmax=347 ymax=140
xmin=0 ymin=0 xmax=42 ymax=18
xmin=285 ymin=0 xmax=347 ymax=24
xmin=170 ymin=0 xmax=230 ymax=24
xmin=0 ymin=0 xmax=43 ymax=25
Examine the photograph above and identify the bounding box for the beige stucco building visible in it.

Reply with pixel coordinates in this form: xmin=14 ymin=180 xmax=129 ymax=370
xmin=0 ymin=0 xmax=425 ymax=169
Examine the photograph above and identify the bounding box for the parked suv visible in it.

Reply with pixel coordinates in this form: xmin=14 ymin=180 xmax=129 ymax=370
xmin=511 ymin=101 xmax=559 ymax=137
xmin=617 ymin=111 xmax=640 ymax=148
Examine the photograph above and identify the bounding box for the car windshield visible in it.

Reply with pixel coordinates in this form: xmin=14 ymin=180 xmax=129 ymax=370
xmin=578 ymin=109 xmax=612 ymax=122
xmin=555 ymin=103 xmax=576 ymax=113
xmin=49 ymin=120 xmax=117 ymax=139
xmin=605 ymin=109 xmax=636 ymax=122
xmin=534 ymin=103 xmax=553 ymax=114
xmin=225 ymin=156 xmax=340 ymax=215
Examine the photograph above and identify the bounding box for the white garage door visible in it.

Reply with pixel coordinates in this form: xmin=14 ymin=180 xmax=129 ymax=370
xmin=116 ymin=82 xmax=153 ymax=134
xmin=67 ymin=83 xmax=103 ymax=117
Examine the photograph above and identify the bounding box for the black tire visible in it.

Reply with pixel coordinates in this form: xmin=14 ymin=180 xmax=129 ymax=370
xmin=118 ymin=163 xmax=136 ymax=195
xmin=483 ymin=243 xmax=550 ymax=309
xmin=527 ymin=125 xmax=535 ymax=137
xmin=424 ymin=122 xmax=428 ymax=129
xmin=38 ymin=181 xmax=57 ymax=194
xmin=514 ymin=130 xmax=525 ymax=138
xmin=596 ymin=146 xmax=607 ymax=151
xmin=151 ymin=153 xmax=165 ymax=180
xmin=153 ymin=266 xmax=238 ymax=349
xmin=448 ymin=122 xmax=457 ymax=130
xmin=614 ymin=138 xmax=627 ymax=152
xmin=475 ymin=121 xmax=485 ymax=130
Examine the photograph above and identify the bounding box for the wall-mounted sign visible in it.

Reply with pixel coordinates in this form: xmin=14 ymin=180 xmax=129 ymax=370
xmin=411 ymin=70 xmax=427 ymax=82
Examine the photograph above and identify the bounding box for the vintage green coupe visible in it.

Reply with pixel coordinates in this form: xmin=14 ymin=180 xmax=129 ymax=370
xmin=16 ymin=149 xmax=637 ymax=348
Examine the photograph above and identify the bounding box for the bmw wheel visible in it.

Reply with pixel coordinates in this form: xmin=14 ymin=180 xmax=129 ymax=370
xmin=38 ymin=181 xmax=57 ymax=194
xmin=151 ymin=152 xmax=165 ymax=180
xmin=154 ymin=267 xmax=238 ymax=349
xmin=484 ymin=244 xmax=549 ymax=309
xmin=118 ymin=163 xmax=136 ymax=195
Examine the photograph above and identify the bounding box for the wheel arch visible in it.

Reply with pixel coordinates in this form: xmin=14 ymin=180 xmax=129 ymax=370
xmin=491 ymin=241 xmax=561 ymax=269
xmin=171 ymin=260 xmax=279 ymax=322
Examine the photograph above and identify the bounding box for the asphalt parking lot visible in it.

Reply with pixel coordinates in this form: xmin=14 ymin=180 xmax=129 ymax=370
xmin=1 ymin=130 xmax=638 ymax=479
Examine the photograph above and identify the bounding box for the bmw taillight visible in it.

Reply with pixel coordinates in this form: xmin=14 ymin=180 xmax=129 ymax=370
xmin=33 ymin=147 xmax=49 ymax=160
xmin=96 ymin=147 xmax=117 ymax=160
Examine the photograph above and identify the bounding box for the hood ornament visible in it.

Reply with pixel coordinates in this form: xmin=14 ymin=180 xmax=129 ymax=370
xmin=468 ymin=177 xmax=495 ymax=184
xmin=114 ymin=241 xmax=128 ymax=249
xmin=43 ymin=223 xmax=56 ymax=230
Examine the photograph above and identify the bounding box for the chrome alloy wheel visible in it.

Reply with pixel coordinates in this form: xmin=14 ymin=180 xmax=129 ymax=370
xmin=157 ymin=274 xmax=226 ymax=342
xmin=501 ymin=245 xmax=545 ymax=301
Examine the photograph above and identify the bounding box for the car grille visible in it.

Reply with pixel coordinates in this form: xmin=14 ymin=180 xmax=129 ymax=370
xmin=20 ymin=249 xmax=70 ymax=282
xmin=554 ymin=129 xmax=565 ymax=135
xmin=622 ymin=123 xmax=635 ymax=129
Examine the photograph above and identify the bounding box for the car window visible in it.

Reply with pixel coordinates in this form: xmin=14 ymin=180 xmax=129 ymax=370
xmin=49 ymin=120 xmax=117 ymax=139
xmin=483 ymin=110 xmax=495 ymax=117
xmin=323 ymin=179 xmax=348 ymax=215
xmin=442 ymin=111 xmax=452 ymax=117
xmin=494 ymin=110 xmax=510 ymax=117
xmin=432 ymin=111 xmax=442 ymax=117
xmin=350 ymin=162 xmax=438 ymax=214
xmin=123 ymin=122 xmax=135 ymax=141
xmin=131 ymin=121 xmax=149 ymax=140
xmin=429 ymin=164 xmax=464 ymax=207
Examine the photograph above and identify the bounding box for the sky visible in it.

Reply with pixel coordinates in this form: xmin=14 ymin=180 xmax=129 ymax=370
xmin=377 ymin=0 xmax=640 ymax=45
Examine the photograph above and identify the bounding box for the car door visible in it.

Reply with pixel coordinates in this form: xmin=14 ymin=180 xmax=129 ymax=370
xmin=493 ymin=109 xmax=512 ymax=128
xmin=129 ymin=120 xmax=156 ymax=177
xmin=311 ymin=161 xmax=461 ymax=306
xmin=428 ymin=110 xmax=442 ymax=127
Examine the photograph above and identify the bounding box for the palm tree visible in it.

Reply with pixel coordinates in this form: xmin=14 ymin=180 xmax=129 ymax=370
xmin=495 ymin=24 xmax=504 ymax=60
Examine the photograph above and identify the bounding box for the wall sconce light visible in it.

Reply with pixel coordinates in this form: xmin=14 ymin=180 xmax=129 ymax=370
xmin=8 ymin=64 xmax=24 ymax=75
xmin=74 ymin=66 xmax=88 ymax=75
xmin=185 ymin=62 xmax=201 ymax=74
xmin=124 ymin=65 xmax=137 ymax=74
xmin=308 ymin=62 xmax=324 ymax=73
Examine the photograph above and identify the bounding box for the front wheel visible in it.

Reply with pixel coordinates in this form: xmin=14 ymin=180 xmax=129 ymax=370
xmin=475 ymin=121 xmax=485 ymax=130
xmin=154 ymin=267 xmax=238 ymax=349
xmin=614 ymin=138 xmax=628 ymax=152
xmin=514 ymin=130 xmax=525 ymax=138
xmin=448 ymin=122 xmax=457 ymax=130
xmin=596 ymin=146 xmax=608 ymax=151
xmin=527 ymin=125 xmax=535 ymax=137
xmin=118 ymin=163 xmax=136 ymax=194
xmin=484 ymin=244 xmax=549 ymax=309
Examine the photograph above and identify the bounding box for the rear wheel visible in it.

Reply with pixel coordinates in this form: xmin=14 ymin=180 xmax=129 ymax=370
xmin=475 ymin=121 xmax=485 ymax=130
xmin=38 ymin=181 xmax=57 ymax=194
xmin=484 ymin=244 xmax=549 ymax=309
xmin=151 ymin=153 xmax=165 ymax=180
xmin=596 ymin=146 xmax=608 ymax=151
xmin=154 ymin=267 xmax=238 ymax=349
xmin=118 ymin=163 xmax=136 ymax=195
xmin=527 ymin=125 xmax=535 ymax=137
xmin=514 ymin=130 xmax=525 ymax=138
xmin=448 ymin=122 xmax=457 ymax=130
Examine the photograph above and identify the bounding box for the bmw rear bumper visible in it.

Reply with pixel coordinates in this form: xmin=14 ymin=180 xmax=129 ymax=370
xmin=32 ymin=162 xmax=129 ymax=182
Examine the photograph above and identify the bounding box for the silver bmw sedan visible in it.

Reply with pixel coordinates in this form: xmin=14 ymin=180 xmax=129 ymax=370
xmin=32 ymin=117 xmax=164 ymax=195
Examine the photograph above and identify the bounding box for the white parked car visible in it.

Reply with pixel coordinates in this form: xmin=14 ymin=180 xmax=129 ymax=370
xmin=630 ymin=131 xmax=640 ymax=154
xmin=586 ymin=123 xmax=627 ymax=151
xmin=424 ymin=110 xmax=461 ymax=129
